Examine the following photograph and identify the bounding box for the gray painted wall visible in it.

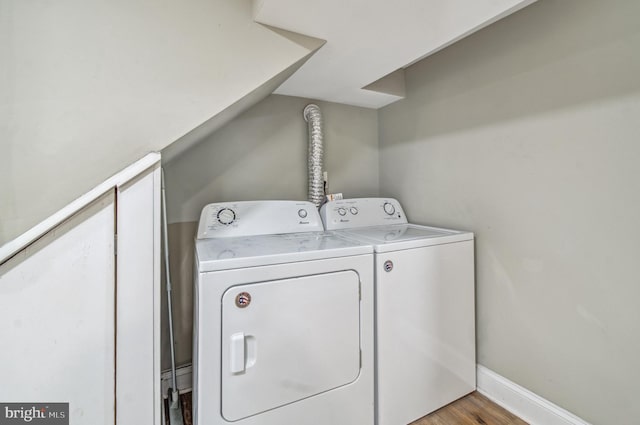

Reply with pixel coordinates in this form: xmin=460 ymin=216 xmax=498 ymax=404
xmin=164 ymin=94 xmax=380 ymax=224
xmin=161 ymin=94 xmax=379 ymax=370
xmin=378 ymin=1 xmax=640 ymax=424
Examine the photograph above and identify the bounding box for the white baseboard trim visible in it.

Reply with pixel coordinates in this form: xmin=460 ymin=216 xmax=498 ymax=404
xmin=477 ymin=365 xmax=591 ymax=425
xmin=161 ymin=364 xmax=192 ymax=398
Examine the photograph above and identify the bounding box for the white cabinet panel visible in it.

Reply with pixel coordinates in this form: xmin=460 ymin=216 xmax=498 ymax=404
xmin=116 ymin=165 xmax=161 ymax=425
xmin=0 ymin=191 xmax=116 ymax=425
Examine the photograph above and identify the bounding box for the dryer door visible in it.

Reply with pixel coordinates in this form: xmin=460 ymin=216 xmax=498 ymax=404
xmin=221 ymin=270 xmax=361 ymax=421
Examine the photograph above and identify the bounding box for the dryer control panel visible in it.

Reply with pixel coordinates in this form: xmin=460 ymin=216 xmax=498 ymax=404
xmin=197 ymin=201 xmax=323 ymax=239
xmin=321 ymin=198 xmax=408 ymax=230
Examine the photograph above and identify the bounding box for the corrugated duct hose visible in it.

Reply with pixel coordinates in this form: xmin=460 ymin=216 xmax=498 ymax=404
xmin=303 ymin=104 xmax=325 ymax=208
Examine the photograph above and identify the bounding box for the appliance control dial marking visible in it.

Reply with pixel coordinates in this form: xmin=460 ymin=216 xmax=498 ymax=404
xmin=338 ymin=208 xmax=347 ymax=216
xmin=383 ymin=202 xmax=395 ymax=215
xmin=217 ymin=208 xmax=236 ymax=225
xmin=298 ymin=209 xmax=308 ymax=218
xmin=350 ymin=207 xmax=358 ymax=215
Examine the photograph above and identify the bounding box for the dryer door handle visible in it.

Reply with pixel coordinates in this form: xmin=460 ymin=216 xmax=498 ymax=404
xmin=230 ymin=332 xmax=245 ymax=374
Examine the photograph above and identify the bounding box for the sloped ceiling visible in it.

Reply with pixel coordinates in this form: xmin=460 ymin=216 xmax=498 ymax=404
xmin=0 ymin=0 xmax=323 ymax=246
xmin=254 ymin=0 xmax=537 ymax=108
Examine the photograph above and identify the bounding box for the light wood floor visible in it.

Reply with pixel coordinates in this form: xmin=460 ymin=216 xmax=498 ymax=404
xmin=411 ymin=392 xmax=528 ymax=425
xmin=169 ymin=391 xmax=527 ymax=425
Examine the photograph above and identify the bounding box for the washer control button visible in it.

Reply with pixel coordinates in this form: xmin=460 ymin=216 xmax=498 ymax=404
xmin=383 ymin=202 xmax=395 ymax=215
xmin=338 ymin=208 xmax=347 ymax=216
xmin=217 ymin=208 xmax=236 ymax=225
xmin=298 ymin=209 xmax=308 ymax=218
xmin=350 ymin=207 xmax=358 ymax=215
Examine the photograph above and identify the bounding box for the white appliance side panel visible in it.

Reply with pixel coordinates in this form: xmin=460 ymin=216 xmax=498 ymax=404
xmin=0 ymin=192 xmax=116 ymax=425
xmin=376 ymin=240 xmax=476 ymax=425
xmin=221 ymin=271 xmax=361 ymax=421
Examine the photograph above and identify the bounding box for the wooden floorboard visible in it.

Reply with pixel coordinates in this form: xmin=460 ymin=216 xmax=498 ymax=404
xmin=181 ymin=392 xmax=192 ymax=425
xmin=170 ymin=390 xmax=526 ymax=425
xmin=410 ymin=392 xmax=528 ymax=425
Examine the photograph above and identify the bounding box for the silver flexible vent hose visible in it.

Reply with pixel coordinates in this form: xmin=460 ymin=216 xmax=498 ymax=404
xmin=303 ymin=104 xmax=325 ymax=208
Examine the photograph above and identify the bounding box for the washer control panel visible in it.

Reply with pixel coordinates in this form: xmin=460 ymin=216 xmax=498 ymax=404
xmin=197 ymin=201 xmax=323 ymax=239
xmin=320 ymin=198 xmax=407 ymax=230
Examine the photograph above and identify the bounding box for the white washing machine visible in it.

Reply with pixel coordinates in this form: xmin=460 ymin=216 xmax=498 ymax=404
xmin=321 ymin=198 xmax=476 ymax=425
xmin=193 ymin=200 xmax=374 ymax=425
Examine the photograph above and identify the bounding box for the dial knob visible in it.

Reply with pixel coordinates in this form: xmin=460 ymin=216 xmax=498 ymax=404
xmin=338 ymin=208 xmax=347 ymax=216
xmin=298 ymin=209 xmax=308 ymax=218
xmin=383 ymin=202 xmax=395 ymax=215
xmin=217 ymin=208 xmax=236 ymax=225
xmin=350 ymin=207 xmax=358 ymax=215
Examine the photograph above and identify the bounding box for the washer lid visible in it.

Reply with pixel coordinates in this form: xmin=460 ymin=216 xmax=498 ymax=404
xmin=342 ymin=224 xmax=473 ymax=252
xmin=196 ymin=231 xmax=372 ymax=272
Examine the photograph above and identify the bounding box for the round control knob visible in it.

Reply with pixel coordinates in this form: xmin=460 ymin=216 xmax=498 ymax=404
xmin=217 ymin=208 xmax=236 ymax=225
xmin=350 ymin=207 xmax=358 ymax=215
xmin=383 ymin=202 xmax=395 ymax=215
xmin=338 ymin=208 xmax=347 ymax=216
xmin=298 ymin=209 xmax=308 ymax=218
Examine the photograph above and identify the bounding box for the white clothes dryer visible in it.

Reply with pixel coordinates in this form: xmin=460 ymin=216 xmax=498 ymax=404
xmin=321 ymin=198 xmax=476 ymax=425
xmin=193 ymin=200 xmax=374 ymax=425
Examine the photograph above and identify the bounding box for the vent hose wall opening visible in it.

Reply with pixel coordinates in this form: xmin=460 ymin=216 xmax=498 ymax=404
xmin=303 ymin=104 xmax=324 ymax=208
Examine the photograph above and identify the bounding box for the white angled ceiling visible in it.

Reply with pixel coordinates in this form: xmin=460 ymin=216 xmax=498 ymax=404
xmin=253 ymin=0 xmax=537 ymax=109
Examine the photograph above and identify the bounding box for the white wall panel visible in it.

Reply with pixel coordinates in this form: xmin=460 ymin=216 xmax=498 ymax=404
xmin=0 ymin=191 xmax=116 ymax=424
